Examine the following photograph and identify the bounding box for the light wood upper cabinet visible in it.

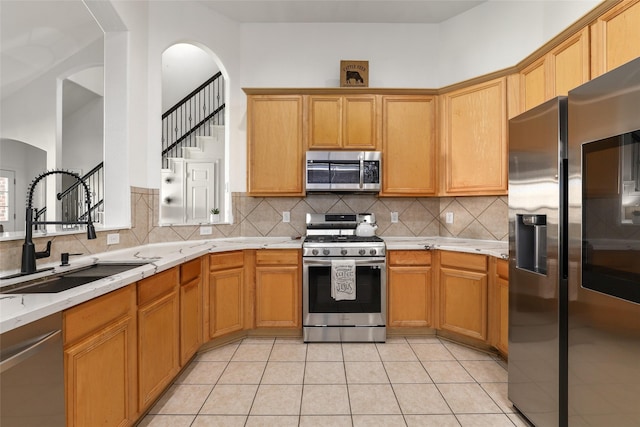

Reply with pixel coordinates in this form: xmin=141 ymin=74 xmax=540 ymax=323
xmin=254 ymin=249 xmax=301 ymax=328
xmin=520 ymin=27 xmax=590 ymax=111
xmin=440 ymin=77 xmax=508 ymax=196
xmin=247 ymin=95 xmax=304 ymax=196
xmin=591 ymin=0 xmax=640 ymax=78
xmin=381 ymin=95 xmax=437 ymax=196
xmin=438 ymin=251 xmax=488 ymax=341
xmin=521 ymin=57 xmax=547 ymax=112
xmin=388 ymin=250 xmax=433 ymax=328
xmin=307 ymin=95 xmax=378 ymax=150
xmin=137 ymin=268 xmax=180 ymax=413
xmin=63 ymin=285 xmax=137 ymax=427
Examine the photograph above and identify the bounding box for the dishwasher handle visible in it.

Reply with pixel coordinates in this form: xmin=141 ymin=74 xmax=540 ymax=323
xmin=0 ymin=330 xmax=61 ymax=374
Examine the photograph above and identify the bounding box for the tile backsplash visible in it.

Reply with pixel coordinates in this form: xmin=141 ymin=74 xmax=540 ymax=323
xmin=0 ymin=188 xmax=507 ymax=271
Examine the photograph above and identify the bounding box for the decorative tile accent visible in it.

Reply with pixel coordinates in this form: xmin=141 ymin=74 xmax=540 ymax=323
xmin=0 ymin=188 xmax=509 ymax=270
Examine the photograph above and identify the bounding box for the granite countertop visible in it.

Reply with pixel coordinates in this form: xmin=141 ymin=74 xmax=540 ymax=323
xmin=0 ymin=236 xmax=507 ymax=334
xmin=383 ymin=237 xmax=508 ymax=259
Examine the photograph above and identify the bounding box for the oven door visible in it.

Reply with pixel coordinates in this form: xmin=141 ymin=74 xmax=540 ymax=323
xmin=302 ymin=257 xmax=386 ymax=327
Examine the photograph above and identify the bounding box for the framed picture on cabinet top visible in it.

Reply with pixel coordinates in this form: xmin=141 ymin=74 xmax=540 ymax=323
xmin=340 ymin=60 xmax=369 ymax=87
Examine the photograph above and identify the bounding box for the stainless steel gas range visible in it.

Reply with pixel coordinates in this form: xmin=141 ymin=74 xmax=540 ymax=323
xmin=302 ymin=213 xmax=386 ymax=342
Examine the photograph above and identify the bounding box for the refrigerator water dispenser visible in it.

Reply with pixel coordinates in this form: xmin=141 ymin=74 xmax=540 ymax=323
xmin=516 ymin=214 xmax=547 ymax=275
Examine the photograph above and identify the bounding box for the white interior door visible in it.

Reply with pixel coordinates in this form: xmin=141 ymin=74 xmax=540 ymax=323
xmin=186 ymin=162 xmax=214 ymax=223
xmin=0 ymin=169 xmax=16 ymax=232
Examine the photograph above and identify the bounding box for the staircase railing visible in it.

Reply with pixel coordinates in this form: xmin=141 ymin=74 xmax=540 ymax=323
xmin=57 ymin=162 xmax=104 ymax=229
xmin=162 ymin=71 xmax=225 ymax=168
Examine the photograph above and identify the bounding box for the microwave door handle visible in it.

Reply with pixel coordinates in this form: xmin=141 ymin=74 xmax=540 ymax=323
xmin=359 ymin=156 xmax=364 ymax=189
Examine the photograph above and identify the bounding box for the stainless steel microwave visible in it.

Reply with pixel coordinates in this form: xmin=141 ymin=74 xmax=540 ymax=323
xmin=306 ymin=151 xmax=381 ymax=192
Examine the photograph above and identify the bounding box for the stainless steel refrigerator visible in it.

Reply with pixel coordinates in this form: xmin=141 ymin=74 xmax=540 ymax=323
xmin=567 ymin=57 xmax=640 ymax=427
xmin=509 ymin=57 xmax=640 ymax=427
xmin=508 ymin=96 xmax=569 ymax=427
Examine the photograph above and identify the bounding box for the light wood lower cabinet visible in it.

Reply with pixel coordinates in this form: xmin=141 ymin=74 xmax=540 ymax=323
xmin=387 ymin=250 xmax=433 ymax=328
xmin=254 ymin=249 xmax=301 ymax=328
xmin=208 ymin=251 xmax=246 ymax=338
xmin=180 ymin=257 xmax=203 ymax=366
xmin=137 ymin=268 xmax=180 ymax=412
xmin=438 ymin=251 xmax=488 ymax=341
xmin=492 ymin=258 xmax=509 ymax=356
xmin=63 ymin=284 xmax=137 ymax=427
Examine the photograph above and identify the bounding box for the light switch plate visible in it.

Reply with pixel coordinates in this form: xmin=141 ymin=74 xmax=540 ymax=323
xmin=445 ymin=212 xmax=454 ymax=224
xmin=283 ymin=211 xmax=291 ymax=223
xmin=106 ymin=233 xmax=120 ymax=245
xmin=200 ymin=226 xmax=213 ymax=235
xmin=391 ymin=212 xmax=399 ymax=223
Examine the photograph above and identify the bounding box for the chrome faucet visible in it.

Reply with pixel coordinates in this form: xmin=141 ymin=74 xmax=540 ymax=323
xmin=21 ymin=170 xmax=97 ymax=275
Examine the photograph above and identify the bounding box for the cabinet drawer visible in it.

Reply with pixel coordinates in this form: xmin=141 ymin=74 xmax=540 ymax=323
xmin=388 ymin=250 xmax=431 ymax=266
xmin=181 ymin=258 xmax=201 ymax=284
xmin=63 ymin=284 xmax=135 ymax=345
xmin=210 ymin=251 xmax=244 ymax=271
xmin=256 ymin=249 xmax=299 ymax=266
xmin=440 ymin=251 xmax=487 ymax=272
xmin=496 ymin=258 xmax=509 ymax=279
xmin=138 ymin=268 xmax=179 ymax=306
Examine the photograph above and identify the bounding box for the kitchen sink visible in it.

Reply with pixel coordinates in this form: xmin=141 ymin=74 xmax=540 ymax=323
xmin=0 ymin=262 xmax=150 ymax=294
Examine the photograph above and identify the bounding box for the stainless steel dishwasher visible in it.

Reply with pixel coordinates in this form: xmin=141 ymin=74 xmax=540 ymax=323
xmin=1 ymin=312 xmax=65 ymax=426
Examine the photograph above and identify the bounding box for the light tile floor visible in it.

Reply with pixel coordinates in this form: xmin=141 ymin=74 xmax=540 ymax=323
xmin=138 ymin=336 xmax=533 ymax=427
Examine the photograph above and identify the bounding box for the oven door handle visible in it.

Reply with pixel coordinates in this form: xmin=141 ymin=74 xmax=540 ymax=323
xmin=303 ymin=258 xmax=385 ymax=266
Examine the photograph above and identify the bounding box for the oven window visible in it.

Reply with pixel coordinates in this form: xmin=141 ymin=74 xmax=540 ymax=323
xmin=330 ymin=162 xmax=360 ymax=184
xmin=582 ymin=130 xmax=640 ymax=303
xmin=307 ymin=265 xmax=381 ymax=313
xmin=307 ymin=162 xmax=330 ymax=183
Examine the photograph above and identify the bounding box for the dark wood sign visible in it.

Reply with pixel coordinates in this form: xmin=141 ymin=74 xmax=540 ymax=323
xmin=340 ymin=60 xmax=369 ymax=87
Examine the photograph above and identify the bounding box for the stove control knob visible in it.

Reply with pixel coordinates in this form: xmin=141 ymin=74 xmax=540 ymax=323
xmin=358 ymin=249 xmax=366 ymax=256
xmin=323 ymin=249 xmax=330 ymax=256
xmin=341 ymin=249 xmax=348 ymax=256
xmin=369 ymin=249 xmax=377 ymax=256
xmin=312 ymin=249 xmax=319 ymax=256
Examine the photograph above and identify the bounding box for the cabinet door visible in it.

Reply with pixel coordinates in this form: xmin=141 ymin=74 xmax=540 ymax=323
xmin=439 ymin=267 xmax=488 ymax=341
xmin=65 ymin=316 xmax=136 ymax=427
xmin=343 ymin=95 xmax=377 ymax=150
xmin=180 ymin=258 xmax=202 ymax=366
xmin=308 ymin=96 xmax=343 ymax=149
xmin=388 ymin=265 xmax=432 ymax=327
xmin=381 ymin=96 xmax=437 ymax=196
xmin=180 ymin=276 xmax=202 ymax=366
xmin=255 ymin=265 xmax=300 ymax=328
xmin=247 ymin=95 xmax=304 ymax=195
xmin=496 ymin=276 xmax=509 ymax=355
xmin=591 ymin=0 xmax=640 ymax=77
xmin=209 ymin=267 xmax=245 ymax=338
xmin=441 ymin=77 xmax=508 ymax=195
xmin=308 ymin=95 xmax=377 ymax=150
xmin=549 ymin=27 xmax=590 ymax=97
xmin=138 ymin=291 xmax=180 ymax=411
xmin=520 ymin=57 xmax=547 ymax=112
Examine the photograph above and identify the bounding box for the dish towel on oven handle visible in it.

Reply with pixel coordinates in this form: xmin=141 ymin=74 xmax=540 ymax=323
xmin=331 ymin=259 xmax=356 ymax=301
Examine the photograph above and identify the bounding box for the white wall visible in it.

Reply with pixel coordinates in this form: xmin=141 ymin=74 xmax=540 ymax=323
xmin=162 ymin=43 xmax=220 ymax=113
xmin=438 ymin=0 xmax=600 ymax=86
xmin=106 ymin=1 xmax=603 ymax=194
xmin=0 ymin=139 xmax=47 ymax=229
